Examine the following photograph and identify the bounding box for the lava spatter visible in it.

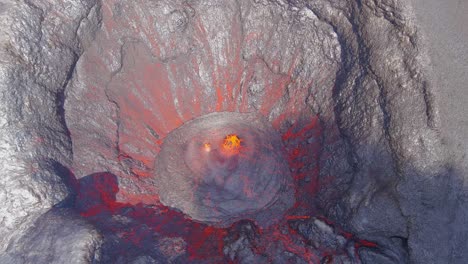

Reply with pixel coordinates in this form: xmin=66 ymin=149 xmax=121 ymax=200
xmin=155 ymin=112 xmax=295 ymax=227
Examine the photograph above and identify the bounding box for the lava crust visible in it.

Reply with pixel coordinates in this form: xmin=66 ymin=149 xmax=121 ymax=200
xmin=156 ymin=112 xmax=294 ymax=227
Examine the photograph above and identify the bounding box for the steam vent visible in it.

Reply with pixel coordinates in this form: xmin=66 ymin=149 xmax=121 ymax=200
xmin=156 ymin=112 xmax=294 ymax=227
xmin=1 ymin=0 xmax=468 ymax=264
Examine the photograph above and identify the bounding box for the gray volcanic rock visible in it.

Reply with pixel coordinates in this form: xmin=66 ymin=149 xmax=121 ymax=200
xmin=0 ymin=0 xmax=101 ymax=257
xmin=0 ymin=208 xmax=102 ymax=264
xmin=223 ymin=221 xmax=269 ymax=264
xmin=0 ymin=0 xmax=466 ymax=263
xmin=302 ymin=1 xmax=466 ymax=263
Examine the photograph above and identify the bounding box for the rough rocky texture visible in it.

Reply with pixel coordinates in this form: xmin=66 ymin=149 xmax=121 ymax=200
xmin=0 ymin=0 xmax=467 ymax=263
xmin=223 ymin=218 xmax=365 ymax=264
xmin=0 ymin=0 xmax=101 ymax=257
xmin=0 ymin=208 xmax=102 ymax=264
xmin=156 ymin=112 xmax=294 ymax=227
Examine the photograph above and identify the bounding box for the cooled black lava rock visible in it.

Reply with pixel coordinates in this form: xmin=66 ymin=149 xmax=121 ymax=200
xmin=156 ymin=112 xmax=294 ymax=227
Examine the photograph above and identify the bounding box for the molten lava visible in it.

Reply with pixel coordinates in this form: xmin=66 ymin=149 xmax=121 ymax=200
xmin=203 ymin=143 xmax=211 ymax=152
xmin=155 ymin=112 xmax=295 ymax=227
xmin=221 ymin=134 xmax=242 ymax=155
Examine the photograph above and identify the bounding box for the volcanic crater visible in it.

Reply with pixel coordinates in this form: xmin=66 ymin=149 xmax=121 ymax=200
xmin=1 ymin=0 xmax=467 ymax=264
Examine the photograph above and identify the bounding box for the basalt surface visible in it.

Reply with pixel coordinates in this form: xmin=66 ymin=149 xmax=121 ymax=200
xmin=0 ymin=0 xmax=467 ymax=263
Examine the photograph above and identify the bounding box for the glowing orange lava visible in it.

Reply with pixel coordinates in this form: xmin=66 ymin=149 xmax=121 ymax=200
xmin=203 ymin=143 xmax=211 ymax=152
xmin=221 ymin=134 xmax=242 ymax=154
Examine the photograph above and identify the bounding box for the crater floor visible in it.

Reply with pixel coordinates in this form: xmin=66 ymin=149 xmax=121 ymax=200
xmin=156 ymin=112 xmax=294 ymax=227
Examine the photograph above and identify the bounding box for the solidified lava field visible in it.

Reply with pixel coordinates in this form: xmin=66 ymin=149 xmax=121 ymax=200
xmin=1 ymin=0 xmax=468 ymax=264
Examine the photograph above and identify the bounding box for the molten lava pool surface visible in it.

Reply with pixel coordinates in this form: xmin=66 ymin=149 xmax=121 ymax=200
xmin=156 ymin=112 xmax=294 ymax=227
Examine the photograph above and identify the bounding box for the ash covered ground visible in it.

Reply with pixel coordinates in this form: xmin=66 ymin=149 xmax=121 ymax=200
xmin=0 ymin=0 xmax=467 ymax=263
